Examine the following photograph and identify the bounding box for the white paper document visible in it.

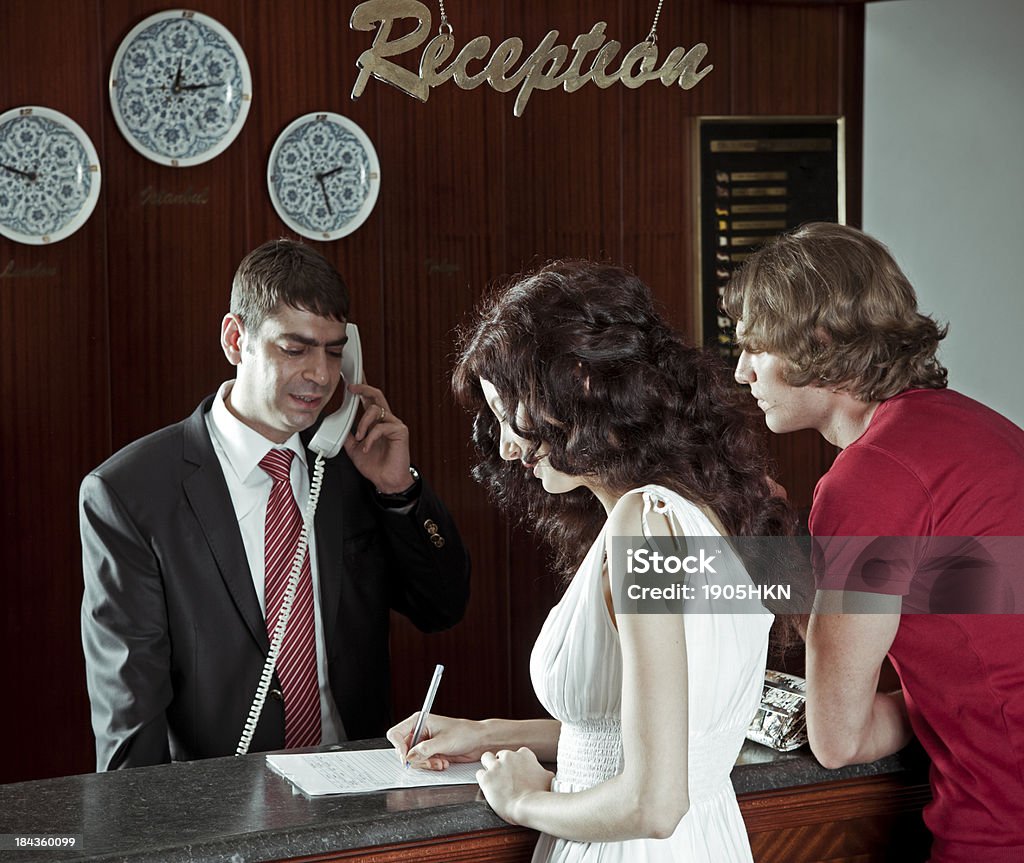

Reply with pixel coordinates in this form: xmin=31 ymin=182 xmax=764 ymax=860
xmin=266 ymin=748 xmax=482 ymax=796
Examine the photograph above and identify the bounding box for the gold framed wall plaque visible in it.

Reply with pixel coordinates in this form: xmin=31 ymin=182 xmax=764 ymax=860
xmin=694 ymin=116 xmax=845 ymax=362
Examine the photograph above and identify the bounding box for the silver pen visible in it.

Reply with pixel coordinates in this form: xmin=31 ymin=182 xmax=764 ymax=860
xmin=406 ymin=664 xmax=444 ymax=769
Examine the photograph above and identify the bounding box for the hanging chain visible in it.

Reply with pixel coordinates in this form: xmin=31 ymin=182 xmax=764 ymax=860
xmin=646 ymin=0 xmax=665 ymax=44
xmin=437 ymin=0 xmax=453 ymax=35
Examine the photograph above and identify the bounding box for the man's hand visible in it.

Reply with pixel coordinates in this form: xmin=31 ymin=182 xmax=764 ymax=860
xmin=342 ymin=382 xmax=414 ymax=493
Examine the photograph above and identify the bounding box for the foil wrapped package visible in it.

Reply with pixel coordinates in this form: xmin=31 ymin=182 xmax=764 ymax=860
xmin=746 ymin=669 xmax=809 ymax=752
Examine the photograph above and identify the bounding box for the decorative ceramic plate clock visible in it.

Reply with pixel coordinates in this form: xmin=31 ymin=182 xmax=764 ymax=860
xmin=267 ymin=112 xmax=381 ymax=241
xmin=0 ymin=106 xmax=101 ymax=245
xmin=109 ymin=9 xmax=252 ymax=166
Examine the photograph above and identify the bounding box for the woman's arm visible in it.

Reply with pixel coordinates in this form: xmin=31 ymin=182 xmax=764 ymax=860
xmin=479 ymin=495 xmax=690 ymax=841
xmin=388 ymin=714 xmax=561 ymax=768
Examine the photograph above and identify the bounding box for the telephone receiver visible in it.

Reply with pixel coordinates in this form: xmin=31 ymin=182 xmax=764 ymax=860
xmin=236 ymin=322 xmax=363 ymax=756
xmin=310 ymin=323 xmax=363 ymax=458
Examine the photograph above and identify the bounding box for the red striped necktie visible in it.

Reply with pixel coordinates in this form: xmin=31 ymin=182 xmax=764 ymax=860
xmin=259 ymin=448 xmax=321 ymax=749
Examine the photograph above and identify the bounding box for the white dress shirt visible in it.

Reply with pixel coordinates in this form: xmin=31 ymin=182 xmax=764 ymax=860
xmin=205 ymin=380 xmax=345 ymax=744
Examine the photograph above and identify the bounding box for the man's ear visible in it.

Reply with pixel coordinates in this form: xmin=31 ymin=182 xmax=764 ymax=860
xmin=221 ymin=313 xmax=245 ymax=366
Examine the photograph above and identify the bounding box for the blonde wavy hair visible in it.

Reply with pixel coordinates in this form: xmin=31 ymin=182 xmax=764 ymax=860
xmin=722 ymin=223 xmax=948 ymax=401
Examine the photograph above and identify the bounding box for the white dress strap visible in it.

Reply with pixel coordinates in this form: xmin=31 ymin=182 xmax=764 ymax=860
xmin=622 ymin=483 xmax=727 ymax=541
xmin=637 ymin=487 xmax=686 ymax=550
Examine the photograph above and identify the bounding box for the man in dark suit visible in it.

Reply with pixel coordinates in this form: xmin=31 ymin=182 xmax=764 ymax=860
xmin=80 ymin=239 xmax=471 ymax=771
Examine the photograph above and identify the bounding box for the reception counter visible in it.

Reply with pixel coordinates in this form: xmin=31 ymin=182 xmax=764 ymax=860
xmin=0 ymin=739 xmax=931 ymax=862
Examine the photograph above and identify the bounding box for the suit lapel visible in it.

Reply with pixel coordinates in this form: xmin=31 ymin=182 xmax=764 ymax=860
xmin=182 ymin=397 xmax=270 ymax=654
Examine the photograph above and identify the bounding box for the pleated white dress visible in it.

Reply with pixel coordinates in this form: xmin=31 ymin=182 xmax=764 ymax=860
xmin=529 ymin=485 xmax=773 ymax=863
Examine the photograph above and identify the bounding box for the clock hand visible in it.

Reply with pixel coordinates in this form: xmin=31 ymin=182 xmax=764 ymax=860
xmin=178 ymin=81 xmax=225 ymax=92
xmin=320 ymin=165 xmax=345 ymax=181
xmin=315 ymin=172 xmax=333 ymax=217
xmin=1 ymin=163 xmax=38 ymax=182
xmin=172 ymin=58 xmax=184 ymax=95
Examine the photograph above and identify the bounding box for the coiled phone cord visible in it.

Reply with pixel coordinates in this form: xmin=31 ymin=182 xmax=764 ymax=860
xmin=235 ymin=453 xmax=327 ymax=756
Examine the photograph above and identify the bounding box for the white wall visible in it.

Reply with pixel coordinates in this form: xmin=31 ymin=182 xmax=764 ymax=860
xmin=864 ymin=0 xmax=1024 ymax=427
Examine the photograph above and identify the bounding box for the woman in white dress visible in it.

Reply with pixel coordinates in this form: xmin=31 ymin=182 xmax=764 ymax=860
xmin=388 ymin=261 xmax=795 ymax=862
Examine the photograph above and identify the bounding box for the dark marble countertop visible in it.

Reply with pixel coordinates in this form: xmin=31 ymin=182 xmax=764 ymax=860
xmin=0 ymin=738 xmax=925 ymax=862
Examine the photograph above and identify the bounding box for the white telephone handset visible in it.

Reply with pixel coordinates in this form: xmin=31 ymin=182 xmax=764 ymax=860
xmin=236 ymin=324 xmax=363 ymax=756
xmin=310 ymin=323 xmax=363 ymax=458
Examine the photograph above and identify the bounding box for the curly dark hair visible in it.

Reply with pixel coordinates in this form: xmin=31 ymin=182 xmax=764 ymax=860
xmin=722 ymin=223 xmax=948 ymax=401
xmin=453 ymin=260 xmax=798 ymax=599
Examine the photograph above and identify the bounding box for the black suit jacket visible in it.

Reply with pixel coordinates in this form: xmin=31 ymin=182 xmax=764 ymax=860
xmin=80 ymin=396 xmax=470 ymax=770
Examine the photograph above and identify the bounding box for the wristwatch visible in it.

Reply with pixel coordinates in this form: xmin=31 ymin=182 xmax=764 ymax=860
xmin=375 ymin=466 xmax=421 ymax=509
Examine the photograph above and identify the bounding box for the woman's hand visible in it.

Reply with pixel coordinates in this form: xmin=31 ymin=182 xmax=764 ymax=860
xmin=477 ymin=748 xmax=554 ymax=825
xmin=386 ymin=713 xmax=491 ymax=770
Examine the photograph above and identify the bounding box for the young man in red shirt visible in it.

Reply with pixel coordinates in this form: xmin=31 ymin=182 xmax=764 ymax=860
xmin=725 ymin=222 xmax=1024 ymax=862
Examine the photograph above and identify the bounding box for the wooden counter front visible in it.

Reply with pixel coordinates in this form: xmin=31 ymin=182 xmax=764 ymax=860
xmin=281 ymin=770 xmax=931 ymax=863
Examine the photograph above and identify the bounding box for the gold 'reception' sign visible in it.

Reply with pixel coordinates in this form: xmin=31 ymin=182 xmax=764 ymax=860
xmin=350 ymin=0 xmax=713 ymax=117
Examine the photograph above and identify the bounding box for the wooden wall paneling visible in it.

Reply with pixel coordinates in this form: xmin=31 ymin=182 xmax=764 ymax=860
xmin=100 ymin=0 xmax=253 ymax=450
xmin=621 ymin=0 xmax=731 ymax=338
xmin=764 ymin=431 xmax=838 ymax=514
xmin=0 ymin=0 xmax=109 ymax=782
xmin=729 ymin=3 xmax=842 ymax=116
xmin=369 ymin=3 xmax=514 ymax=722
xmin=507 ymin=525 xmax=561 ymax=719
xmin=502 ymin=1 xmax=625 ymax=268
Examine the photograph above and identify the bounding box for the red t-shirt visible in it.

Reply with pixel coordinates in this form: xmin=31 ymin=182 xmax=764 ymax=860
xmin=810 ymin=388 xmax=1024 ymax=862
